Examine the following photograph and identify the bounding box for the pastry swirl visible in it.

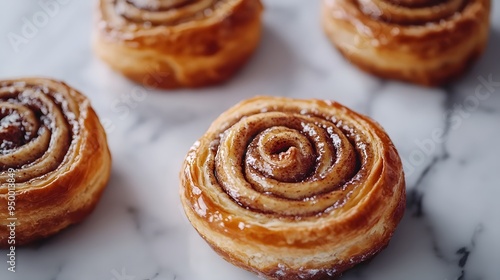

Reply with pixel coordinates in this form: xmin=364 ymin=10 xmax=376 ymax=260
xmin=0 ymin=78 xmax=111 ymax=247
xmin=180 ymin=96 xmax=406 ymax=279
xmin=94 ymin=0 xmax=263 ymax=88
xmin=322 ymin=0 xmax=491 ymax=86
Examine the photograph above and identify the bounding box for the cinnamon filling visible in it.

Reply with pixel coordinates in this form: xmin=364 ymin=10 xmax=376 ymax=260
xmin=0 ymin=82 xmax=76 ymax=182
xmin=112 ymin=0 xmax=224 ymax=26
xmin=357 ymin=0 xmax=466 ymax=25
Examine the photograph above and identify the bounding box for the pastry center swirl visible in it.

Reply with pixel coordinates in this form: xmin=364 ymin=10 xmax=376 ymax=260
xmin=0 ymin=82 xmax=78 ymax=184
xmin=213 ymin=111 xmax=362 ymax=216
xmin=0 ymin=106 xmax=35 ymax=150
xmin=246 ymin=126 xmax=317 ymax=183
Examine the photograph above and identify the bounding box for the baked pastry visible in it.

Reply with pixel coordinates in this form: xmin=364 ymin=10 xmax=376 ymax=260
xmin=321 ymin=0 xmax=491 ymax=86
xmin=0 ymin=78 xmax=111 ymax=247
xmin=93 ymin=0 xmax=263 ymax=89
xmin=180 ymin=96 xmax=406 ymax=279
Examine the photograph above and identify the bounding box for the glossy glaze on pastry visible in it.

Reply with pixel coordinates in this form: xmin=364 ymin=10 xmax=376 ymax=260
xmin=0 ymin=78 xmax=111 ymax=247
xmin=180 ymin=96 xmax=406 ymax=279
xmin=93 ymin=0 xmax=263 ymax=89
xmin=322 ymin=0 xmax=491 ymax=86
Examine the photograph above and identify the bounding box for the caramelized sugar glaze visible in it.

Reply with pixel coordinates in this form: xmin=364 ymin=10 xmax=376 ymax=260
xmin=180 ymin=97 xmax=406 ymax=279
xmin=94 ymin=0 xmax=263 ymax=88
xmin=322 ymin=0 xmax=491 ymax=86
xmin=0 ymin=78 xmax=111 ymax=247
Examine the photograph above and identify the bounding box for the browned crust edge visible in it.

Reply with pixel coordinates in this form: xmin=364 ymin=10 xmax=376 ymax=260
xmin=0 ymin=79 xmax=112 ymax=248
xmin=321 ymin=0 xmax=491 ymax=87
xmin=180 ymin=96 xmax=407 ymax=280
xmin=93 ymin=0 xmax=263 ymax=89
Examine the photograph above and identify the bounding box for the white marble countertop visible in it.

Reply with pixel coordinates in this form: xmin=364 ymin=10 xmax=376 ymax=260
xmin=1 ymin=1 xmax=499 ymax=279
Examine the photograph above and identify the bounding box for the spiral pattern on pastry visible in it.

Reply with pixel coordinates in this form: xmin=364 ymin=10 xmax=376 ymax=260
xmin=321 ymin=0 xmax=491 ymax=86
xmin=0 ymin=78 xmax=111 ymax=247
xmin=180 ymin=96 xmax=406 ymax=279
xmin=94 ymin=0 xmax=263 ymax=88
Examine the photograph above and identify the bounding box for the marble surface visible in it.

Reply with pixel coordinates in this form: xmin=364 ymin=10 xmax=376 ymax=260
xmin=1 ymin=1 xmax=500 ymax=279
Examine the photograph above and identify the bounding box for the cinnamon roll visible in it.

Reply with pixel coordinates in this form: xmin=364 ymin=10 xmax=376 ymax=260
xmin=0 ymin=78 xmax=111 ymax=247
xmin=93 ymin=0 xmax=263 ymax=89
xmin=180 ymin=96 xmax=406 ymax=279
xmin=321 ymin=0 xmax=491 ymax=86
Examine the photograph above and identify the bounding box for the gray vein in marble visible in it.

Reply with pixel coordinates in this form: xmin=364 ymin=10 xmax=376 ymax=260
xmin=456 ymin=225 xmax=483 ymax=280
xmin=406 ymin=86 xmax=455 ymax=217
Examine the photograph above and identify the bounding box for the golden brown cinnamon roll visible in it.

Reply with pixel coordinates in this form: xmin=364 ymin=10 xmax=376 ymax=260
xmin=180 ymin=96 xmax=406 ymax=279
xmin=93 ymin=0 xmax=263 ymax=89
xmin=0 ymin=78 xmax=111 ymax=247
xmin=321 ymin=0 xmax=491 ymax=86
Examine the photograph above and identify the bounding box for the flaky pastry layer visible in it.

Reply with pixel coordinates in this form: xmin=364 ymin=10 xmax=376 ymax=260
xmin=0 ymin=78 xmax=111 ymax=247
xmin=322 ymin=0 xmax=491 ymax=86
xmin=93 ymin=0 xmax=263 ymax=88
xmin=180 ymin=96 xmax=406 ymax=279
